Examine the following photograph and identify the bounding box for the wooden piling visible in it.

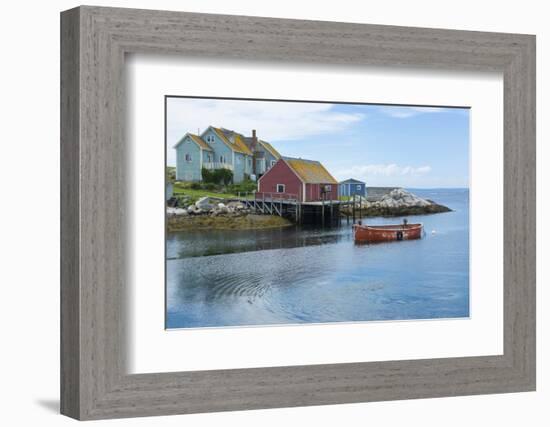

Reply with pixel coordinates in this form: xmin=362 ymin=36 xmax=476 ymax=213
xmin=352 ymin=194 xmax=356 ymax=224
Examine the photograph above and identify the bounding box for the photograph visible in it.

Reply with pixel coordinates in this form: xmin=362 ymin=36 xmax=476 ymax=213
xmin=165 ymin=96 xmax=470 ymax=329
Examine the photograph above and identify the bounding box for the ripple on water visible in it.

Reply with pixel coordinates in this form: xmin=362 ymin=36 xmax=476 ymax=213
xmin=167 ymin=189 xmax=470 ymax=328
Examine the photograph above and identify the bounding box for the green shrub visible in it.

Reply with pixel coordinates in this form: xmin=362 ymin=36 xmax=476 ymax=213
xmin=166 ymin=166 xmax=176 ymax=183
xmin=203 ymin=183 xmax=218 ymax=191
xmin=228 ymin=179 xmax=257 ymax=194
xmin=217 ymin=169 xmax=233 ymax=185
xmin=201 ymin=167 xmax=214 ymax=183
xmin=202 ymin=167 xmax=233 ymax=185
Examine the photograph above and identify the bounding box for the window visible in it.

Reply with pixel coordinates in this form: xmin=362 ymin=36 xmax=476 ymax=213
xmin=356 ymin=184 xmax=362 ymax=190
xmin=325 ymin=184 xmax=332 ymax=191
xmin=185 ymin=154 xmax=192 ymax=162
xmin=271 ymin=160 xmax=277 ymax=168
xmin=276 ymin=184 xmax=285 ymax=193
xmin=219 ymin=155 xmax=226 ymax=163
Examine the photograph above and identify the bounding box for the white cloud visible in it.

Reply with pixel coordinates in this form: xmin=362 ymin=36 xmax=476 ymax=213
xmin=167 ymin=98 xmax=363 ymax=144
xmin=378 ymin=106 xmax=445 ymax=118
xmin=166 ymin=98 xmax=365 ymax=165
xmin=338 ymin=163 xmax=432 ymax=179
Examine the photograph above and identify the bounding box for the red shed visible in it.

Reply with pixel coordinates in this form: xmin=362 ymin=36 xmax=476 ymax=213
xmin=257 ymin=157 xmax=339 ymax=202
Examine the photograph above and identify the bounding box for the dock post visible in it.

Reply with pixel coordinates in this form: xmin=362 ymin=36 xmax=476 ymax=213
xmin=352 ymin=194 xmax=356 ymax=224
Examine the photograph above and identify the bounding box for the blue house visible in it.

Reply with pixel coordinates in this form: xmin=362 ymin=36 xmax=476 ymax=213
xmin=174 ymin=126 xmax=281 ymax=183
xmin=339 ymin=178 xmax=366 ymax=197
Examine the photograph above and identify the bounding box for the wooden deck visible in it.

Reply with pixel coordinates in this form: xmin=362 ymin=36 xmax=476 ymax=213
xmin=231 ymin=192 xmax=355 ymax=225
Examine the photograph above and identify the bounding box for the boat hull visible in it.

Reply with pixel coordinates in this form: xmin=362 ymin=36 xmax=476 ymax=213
xmin=353 ymin=223 xmax=423 ymax=243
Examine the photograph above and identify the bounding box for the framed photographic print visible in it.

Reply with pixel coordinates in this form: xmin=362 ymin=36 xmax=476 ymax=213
xmin=61 ymin=6 xmax=536 ymax=420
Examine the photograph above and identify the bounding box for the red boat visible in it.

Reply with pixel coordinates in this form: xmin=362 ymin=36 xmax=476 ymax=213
xmin=353 ymin=221 xmax=423 ymax=243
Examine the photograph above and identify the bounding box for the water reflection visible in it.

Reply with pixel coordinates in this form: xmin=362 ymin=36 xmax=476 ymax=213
xmin=166 ymin=189 xmax=470 ymax=328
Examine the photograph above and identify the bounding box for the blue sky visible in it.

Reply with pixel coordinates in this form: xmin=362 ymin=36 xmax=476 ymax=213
xmin=166 ymin=97 xmax=470 ymax=188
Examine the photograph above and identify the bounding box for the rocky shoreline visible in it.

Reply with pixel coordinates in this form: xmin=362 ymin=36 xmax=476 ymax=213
xmin=167 ymin=196 xmax=292 ymax=231
xmin=167 ymin=214 xmax=292 ymax=232
xmin=166 ymin=189 xmax=452 ymax=232
xmin=342 ymin=188 xmax=452 ymax=217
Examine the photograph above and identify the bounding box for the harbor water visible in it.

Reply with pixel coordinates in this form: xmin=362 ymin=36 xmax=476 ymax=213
xmin=166 ymin=188 xmax=470 ymax=328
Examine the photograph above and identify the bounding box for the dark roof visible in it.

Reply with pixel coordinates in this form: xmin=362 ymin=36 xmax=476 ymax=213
xmin=339 ymin=178 xmax=366 ymax=184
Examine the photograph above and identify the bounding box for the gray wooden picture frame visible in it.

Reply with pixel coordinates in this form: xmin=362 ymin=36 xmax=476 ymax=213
xmin=60 ymin=5 xmax=536 ymax=420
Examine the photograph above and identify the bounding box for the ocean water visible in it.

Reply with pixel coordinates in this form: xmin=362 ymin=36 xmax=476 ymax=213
xmin=166 ymin=188 xmax=469 ymax=328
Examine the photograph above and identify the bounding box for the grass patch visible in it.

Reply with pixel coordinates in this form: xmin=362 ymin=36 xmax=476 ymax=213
xmin=173 ymin=181 xmax=255 ymax=203
xmin=173 ymin=186 xmax=236 ymax=202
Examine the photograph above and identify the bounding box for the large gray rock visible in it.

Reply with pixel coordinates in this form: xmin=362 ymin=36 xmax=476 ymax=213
xmin=187 ymin=205 xmax=203 ymax=215
xmin=227 ymin=201 xmax=245 ymax=210
xmin=195 ymin=197 xmax=214 ymax=212
xmin=211 ymin=206 xmax=229 ymax=216
xmin=375 ymin=189 xmax=431 ymax=208
xmin=167 ymin=207 xmax=188 ymax=216
xmin=346 ymin=188 xmax=451 ymax=217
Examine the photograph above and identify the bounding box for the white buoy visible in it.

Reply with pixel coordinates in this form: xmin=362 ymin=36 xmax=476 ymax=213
xmin=431 ymin=229 xmax=436 ymax=234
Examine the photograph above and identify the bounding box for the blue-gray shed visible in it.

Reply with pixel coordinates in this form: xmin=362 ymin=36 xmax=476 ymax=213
xmin=339 ymin=178 xmax=366 ymax=197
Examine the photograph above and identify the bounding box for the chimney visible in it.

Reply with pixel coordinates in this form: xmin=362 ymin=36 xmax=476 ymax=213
xmin=251 ymin=129 xmax=258 ymax=175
